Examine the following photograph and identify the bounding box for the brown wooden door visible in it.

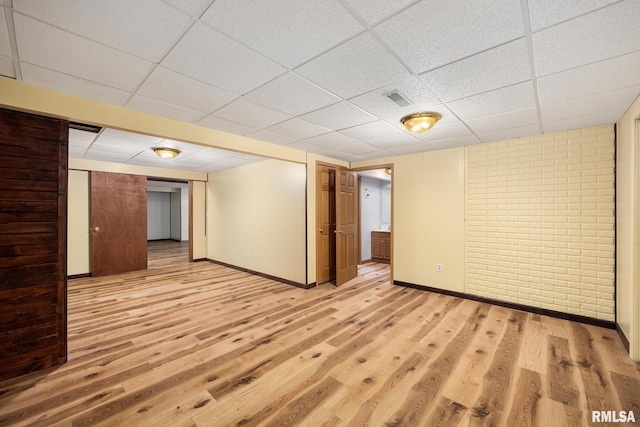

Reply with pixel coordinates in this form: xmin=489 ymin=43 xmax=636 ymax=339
xmin=335 ymin=167 xmax=358 ymax=286
xmin=316 ymin=164 xmax=336 ymax=284
xmin=91 ymin=172 xmax=147 ymax=276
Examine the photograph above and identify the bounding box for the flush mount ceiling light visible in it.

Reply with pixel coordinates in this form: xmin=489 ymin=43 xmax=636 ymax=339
xmin=400 ymin=112 xmax=441 ymax=133
xmin=152 ymin=147 xmax=180 ymax=159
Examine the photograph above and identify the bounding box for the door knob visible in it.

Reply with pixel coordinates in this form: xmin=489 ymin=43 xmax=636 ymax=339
xmin=334 ymin=229 xmax=343 ymax=234
xmin=319 ymin=227 xmax=324 ymax=233
xmin=90 ymin=227 xmax=100 ymax=232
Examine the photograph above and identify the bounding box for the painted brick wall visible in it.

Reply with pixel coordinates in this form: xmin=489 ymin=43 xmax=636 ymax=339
xmin=465 ymin=125 xmax=615 ymax=321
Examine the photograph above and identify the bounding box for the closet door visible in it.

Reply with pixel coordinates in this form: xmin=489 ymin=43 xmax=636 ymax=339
xmin=0 ymin=108 xmax=68 ymax=381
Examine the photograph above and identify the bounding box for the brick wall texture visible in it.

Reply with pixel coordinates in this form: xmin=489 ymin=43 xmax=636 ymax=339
xmin=465 ymin=125 xmax=615 ymax=321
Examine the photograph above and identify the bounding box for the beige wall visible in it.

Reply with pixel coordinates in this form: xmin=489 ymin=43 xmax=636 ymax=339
xmin=353 ymin=148 xmax=466 ymax=292
xmin=354 ymin=127 xmax=617 ymax=324
xmin=68 ymin=170 xmax=90 ymax=275
xmin=67 ymin=161 xmax=208 ymax=274
xmin=466 ymin=126 xmax=615 ymax=321
xmin=617 ymin=94 xmax=640 ymax=359
xmin=207 ymin=159 xmax=307 ymax=284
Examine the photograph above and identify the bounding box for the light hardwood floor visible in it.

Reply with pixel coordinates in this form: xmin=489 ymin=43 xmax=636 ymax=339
xmin=147 ymin=240 xmax=189 ymax=268
xmin=1 ymin=259 xmax=639 ymax=426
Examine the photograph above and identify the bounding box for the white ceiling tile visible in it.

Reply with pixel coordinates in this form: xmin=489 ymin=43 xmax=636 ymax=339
xmin=541 ymin=87 xmax=640 ymax=122
xmin=349 ymin=75 xmax=441 ymax=119
xmin=265 ymin=118 xmax=331 ymax=140
xmin=303 ymin=132 xmax=361 ymax=149
xmin=374 ymin=0 xmax=524 ymax=73
xmin=179 ymin=147 xmax=235 ymax=163
xmin=428 ymin=135 xmax=483 ymax=149
xmin=387 ymin=144 xmax=434 ymax=155
xmin=92 ymin=136 xmax=154 ymax=151
xmin=354 ymin=150 xmax=396 ymax=160
xmin=244 ymin=130 xmax=295 ymax=146
xmin=446 ymin=82 xmax=536 ymax=121
xmin=286 ymin=140 xmax=329 ymax=152
xmin=126 ymin=94 xmax=205 ymax=123
xmin=14 ymin=14 xmax=152 ymax=91
xmin=532 ymin=0 xmax=640 ymax=76
xmin=244 ymin=72 xmax=340 ymax=116
xmin=0 ymin=8 xmax=11 ymax=57
xmin=0 ymin=55 xmax=15 ymax=78
xmin=296 ymin=32 xmax=410 ymax=99
xmin=88 ymin=144 xmax=144 ymax=157
xmin=213 ymin=98 xmax=291 ymax=129
xmin=367 ymin=132 xmax=422 ymax=149
xmin=300 ymin=101 xmax=377 ymax=130
xmin=99 ymin=128 xmax=164 ymax=145
xmin=69 ymin=129 xmax=97 ymax=145
xmin=20 ymin=63 xmax=130 ymax=105
xmin=137 ymin=67 xmax=238 ymax=115
xmin=477 ymin=125 xmax=541 ymax=143
xmin=342 ymin=0 xmax=416 ymax=25
xmin=413 ymin=121 xmax=473 ymax=143
xmin=537 ymin=51 xmax=640 ymax=105
xmin=465 ymin=107 xmax=539 ymax=134
xmin=543 ymin=112 xmax=627 ymax=133
xmin=420 ymin=38 xmax=532 ymax=102
xmin=528 ymin=0 xmax=620 ymax=31
xmin=339 ymin=120 xmax=404 ymax=140
xmin=13 ymin=0 xmax=190 ymax=62
xmin=162 ymin=23 xmax=285 ymax=94
xmin=304 ymin=134 xmax=379 ymax=156
xmin=197 ymin=115 xmax=257 ymax=135
xmin=201 ymin=0 xmax=363 ymax=68
xmin=68 ymin=148 xmax=87 ymax=159
xmin=83 ymin=152 xmax=139 ymax=163
xmin=162 ymin=0 xmax=215 ymax=16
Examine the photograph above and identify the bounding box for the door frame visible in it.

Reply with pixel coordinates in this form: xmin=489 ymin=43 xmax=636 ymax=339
xmin=351 ymin=163 xmax=394 ymax=283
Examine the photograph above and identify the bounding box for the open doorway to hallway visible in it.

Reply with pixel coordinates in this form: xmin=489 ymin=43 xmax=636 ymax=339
xmin=147 ymin=179 xmax=190 ymax=268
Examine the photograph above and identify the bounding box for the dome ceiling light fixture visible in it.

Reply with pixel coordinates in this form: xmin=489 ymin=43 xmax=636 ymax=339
xmin=152 ymin=147 xmax=181 ymax=159
xmin=400 ymin=112 xmax=441 ymax=133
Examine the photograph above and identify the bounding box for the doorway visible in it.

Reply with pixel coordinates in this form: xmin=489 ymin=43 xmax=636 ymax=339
xmin=147 ymin=179 xmax=190 ymax=267
xmin=315 ymin=162 xmax=392 ymax=286
xmin=358 ymin=168 xmax=392 ymax=264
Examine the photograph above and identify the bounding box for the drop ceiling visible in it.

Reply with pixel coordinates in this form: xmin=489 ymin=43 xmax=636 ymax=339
xmin=1 ymin=0 xmax=639 ymax=171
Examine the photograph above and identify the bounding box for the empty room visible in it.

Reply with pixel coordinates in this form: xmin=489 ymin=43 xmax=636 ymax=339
xmin=1 ymin=1 xmax=640 ymax=426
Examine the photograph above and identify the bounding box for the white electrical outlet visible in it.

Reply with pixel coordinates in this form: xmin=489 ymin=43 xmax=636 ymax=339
xmin=436 ymin=264 xmax=442 ymax=272
xmin=246 ymin=251 xmax=251 ymax=258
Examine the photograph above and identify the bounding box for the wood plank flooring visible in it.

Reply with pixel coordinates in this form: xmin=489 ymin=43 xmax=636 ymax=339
xmin=147 ymin=240 xmax=189 ymax=268
xmin=1 ymin=258 xmax=639 ymax=426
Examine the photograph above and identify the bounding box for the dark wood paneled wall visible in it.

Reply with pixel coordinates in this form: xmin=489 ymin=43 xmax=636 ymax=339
xmin=0 ymin=108 xmax=68 ymax=381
